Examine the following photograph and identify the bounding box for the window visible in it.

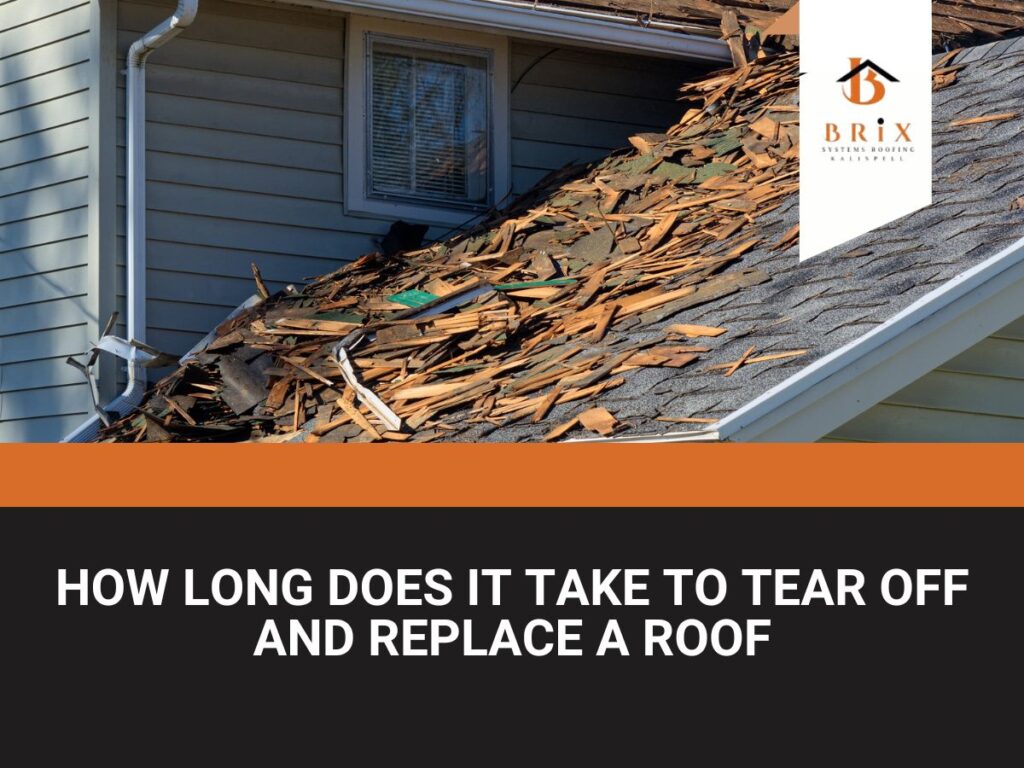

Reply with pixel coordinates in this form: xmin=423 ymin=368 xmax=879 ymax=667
xmin=369 ymin=38 xmax=490 ymax=207
xmin=346 ymin=17 xmax=510 ymax=226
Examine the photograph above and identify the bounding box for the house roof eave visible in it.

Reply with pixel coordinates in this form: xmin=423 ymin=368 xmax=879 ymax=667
xmin=271 ymin=0 xmax=733 ymax=61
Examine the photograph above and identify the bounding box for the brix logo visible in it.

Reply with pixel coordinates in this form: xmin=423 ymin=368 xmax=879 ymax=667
xmin=800 ymin=0 xmax=931 ymax=261
xmin=838 ymin=58 xmax=899 ymax=106
xmin=824 ymin=57 xmax=911 ymax=146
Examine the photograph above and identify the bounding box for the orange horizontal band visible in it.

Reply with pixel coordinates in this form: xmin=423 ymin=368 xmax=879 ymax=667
xmin=1 ymin=444 xmax=1021 ymax=508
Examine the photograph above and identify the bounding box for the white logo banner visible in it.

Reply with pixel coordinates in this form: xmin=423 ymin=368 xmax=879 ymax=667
xmin=800 ymin=0 xmax=932 ymax=261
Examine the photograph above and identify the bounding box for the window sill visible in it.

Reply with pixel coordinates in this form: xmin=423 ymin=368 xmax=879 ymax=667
xmin=345 ymin=196 xmax=490 ymax=228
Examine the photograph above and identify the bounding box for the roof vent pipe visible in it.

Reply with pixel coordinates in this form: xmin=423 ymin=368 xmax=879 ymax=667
xmin=62 ymin=1 xmax=199 ymax=443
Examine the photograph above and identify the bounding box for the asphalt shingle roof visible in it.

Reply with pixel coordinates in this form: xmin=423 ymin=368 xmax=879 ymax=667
xmin=458 ymin=37 xmax=1024 ymax=441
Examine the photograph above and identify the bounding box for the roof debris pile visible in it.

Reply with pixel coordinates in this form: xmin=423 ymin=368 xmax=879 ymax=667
xmin=98 ymin=54 xmax=802 ymax=443
xmin=96 ymin=50 xmax=967 ymax=444
xmin=530 ymin=1 xmax=1024 ymax=50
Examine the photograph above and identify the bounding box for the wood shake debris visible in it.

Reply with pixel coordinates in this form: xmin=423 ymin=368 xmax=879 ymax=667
xmin=950 ymin=112 xmax=1019 ymax=128
xmin=96 ymin=52 xmax=964 ymax=443
xmin=537 ymin=2 xmax=1024 ymax=51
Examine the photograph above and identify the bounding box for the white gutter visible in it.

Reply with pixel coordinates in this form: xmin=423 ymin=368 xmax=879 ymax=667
xmin=278 ymin=0 xmax=732 ymax=61
xmin=63 ymin=1 xmax=200 ymax=443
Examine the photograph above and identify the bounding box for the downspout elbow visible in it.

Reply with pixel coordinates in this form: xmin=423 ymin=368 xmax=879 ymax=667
xmin=128 ymin=0 xmax=199 ymax=67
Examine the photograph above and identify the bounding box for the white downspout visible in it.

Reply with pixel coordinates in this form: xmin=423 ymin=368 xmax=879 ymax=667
xmin=63 ymin=1 xmax=199 ymax=443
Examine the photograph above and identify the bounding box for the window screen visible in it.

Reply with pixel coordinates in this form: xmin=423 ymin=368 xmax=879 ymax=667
xmin=368 ymin=37 xmax=490 ymax=209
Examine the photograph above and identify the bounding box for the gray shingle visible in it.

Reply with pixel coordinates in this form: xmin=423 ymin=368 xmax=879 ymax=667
xmin=451 ymin=39 xmax=1024 ymax=442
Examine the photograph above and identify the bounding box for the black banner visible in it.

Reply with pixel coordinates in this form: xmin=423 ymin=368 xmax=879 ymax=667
xmin=4 ymin=509 xmax=1019 ymax=762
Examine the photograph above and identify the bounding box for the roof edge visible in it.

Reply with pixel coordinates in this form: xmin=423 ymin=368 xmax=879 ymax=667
xmin=714 ymin=234 xmax=1024 ymax=442
xmin=569 ymin=428 xmax=720 ymax=444
xmin=278 ymin=0 xmax=733 ymax=61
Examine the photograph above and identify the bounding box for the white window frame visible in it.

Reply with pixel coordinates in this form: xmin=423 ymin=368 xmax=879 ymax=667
xmin=345 ymin=15 xmax=511 ymax=227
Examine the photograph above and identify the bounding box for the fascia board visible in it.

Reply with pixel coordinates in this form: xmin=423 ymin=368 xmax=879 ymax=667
xmin=272 ymin=0 xmax=732 ymax=61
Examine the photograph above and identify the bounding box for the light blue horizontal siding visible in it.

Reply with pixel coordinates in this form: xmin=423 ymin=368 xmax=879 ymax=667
xmin=0 ymin=262 xmax=87 ymax=307
xmin=0 ymin=236 xmax=87 ymax=280
xmin=0 ymin=412 xmax=91 ymax=442
xmin=119 ymin=149 xmax=342 ymax=202
xmin=0 ymin=275 xmax=90 ymax=350
xmin=114 ymin=0 xmax=368 ymax=358
xmin=1 ymin=354 xmax=85 ymax=392
xmin=829 ymin=317 xmax=1024 ymax=442
xmin=509 ymin=41 xmax=700 ymax=195
xmin=1 ymin=146 xmax=89 ymax=199
xmin=0 ymin=206 xmax=89 ymax=254
xmin=119 ymin=91 xmax=343 ymax=143
xmin=0 ymin=319 xmax=93 ymax=442
xmin=0 ymin=0 xmax=93 ymax=441
xmin=0 ymin=91 xmax=89 ymax=145
xmin=0 ymin=321 xmax=89 ymax=365
xmin=0 ymin=1 xmax=90 ymax=51
xmin=4 ymin=178 xmax=89 ymax=221
xmin=829 ymin=403 xmax=1024 ymax=442
xmin=0 ymin=23 xmax=90 ymax=81
xmin=0 ymin=118 xmax=89 ymax=166
xmin=1 ymin=60 xmax=90 ymax=112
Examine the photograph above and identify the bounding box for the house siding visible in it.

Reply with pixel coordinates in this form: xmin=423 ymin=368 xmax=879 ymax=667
xmin=0 ymin=0 xmax=95 ymax=441
xmin=509 ymin=41 xmax=697 ymax=194
xmin=114 ymin=0 xmax=350 ymax=356
xmin=826 ymin=316 xmax=1024 ymax=442
xmin=114 ymin=0 xmax=698 ymax=358
xmin=0 ymin=0 xmax=698 ymax=440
